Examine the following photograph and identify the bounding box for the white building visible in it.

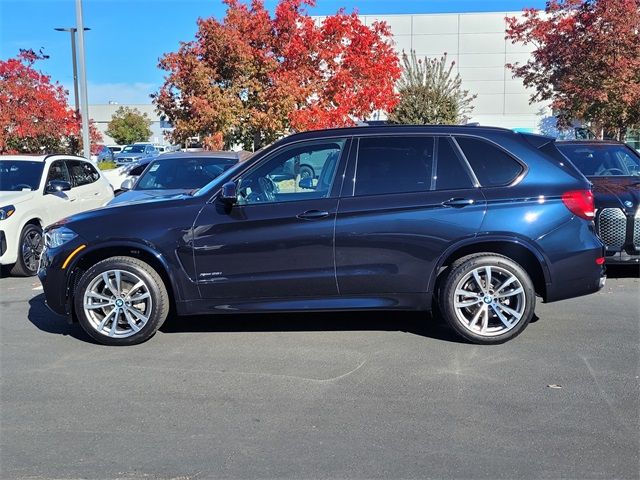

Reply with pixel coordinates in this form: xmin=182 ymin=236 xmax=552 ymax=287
xmin=355 ymin=11 xmax=550 ymax=131
xmin=89 ymin=11 xmax=550 ymax=145
xmin=88 ymin=104 xmax=169 ymax=146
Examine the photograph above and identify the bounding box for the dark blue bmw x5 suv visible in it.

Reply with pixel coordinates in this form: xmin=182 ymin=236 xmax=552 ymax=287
xmin=39 ymin=125 xmax=605 ymax=345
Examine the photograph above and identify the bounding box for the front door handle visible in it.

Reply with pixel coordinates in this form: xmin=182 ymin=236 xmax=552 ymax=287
xmin=297 ymin=210 xmax=330 ymax=220
xmin=442 ymin=198 xmax=475 ymax=208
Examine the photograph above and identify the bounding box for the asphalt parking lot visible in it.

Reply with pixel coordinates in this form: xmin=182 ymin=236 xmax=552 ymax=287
xmin=1 ymin=268 xmax=639 ymax=480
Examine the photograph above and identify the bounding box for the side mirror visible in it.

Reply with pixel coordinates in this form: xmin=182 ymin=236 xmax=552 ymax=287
xmin=45 ymin=180 xmax=71 ymax=194
xmin=120 ymin=178 xmax=135 ymax=191
xmin=220 ymin=181 xmax=238 ymax=204
xmin=298 ymin=177 xmax=315 ymax=190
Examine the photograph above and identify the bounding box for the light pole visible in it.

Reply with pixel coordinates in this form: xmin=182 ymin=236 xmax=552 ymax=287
xmin=54 ymin=27 xmax=90 ymax=114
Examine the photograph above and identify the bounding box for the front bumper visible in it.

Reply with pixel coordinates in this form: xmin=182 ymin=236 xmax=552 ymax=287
xmin=38 ymin=239 xmax=84 ymax=317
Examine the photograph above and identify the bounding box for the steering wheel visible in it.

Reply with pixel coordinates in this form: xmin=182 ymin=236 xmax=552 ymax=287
xmin=599 ymin=168 xmax=626 ymax=176
xmin=13 ymin=183 xmax=32 ymax=190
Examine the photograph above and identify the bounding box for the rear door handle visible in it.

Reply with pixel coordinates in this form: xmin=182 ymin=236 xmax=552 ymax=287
xmin=442 ymin=198 xmax=475 ymax=208
xmin=297 ymin=210 xmax=330 ymax=220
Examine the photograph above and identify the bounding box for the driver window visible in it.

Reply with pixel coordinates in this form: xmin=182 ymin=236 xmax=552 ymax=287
xmin=46 ymin=161 xmax=71 ymax=185
xmin=237 ymin=139 xmax=346 ymax=205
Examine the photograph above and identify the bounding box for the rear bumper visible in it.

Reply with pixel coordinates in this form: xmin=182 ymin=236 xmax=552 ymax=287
xmin=544 ymin=245 xmax=606 ymax=303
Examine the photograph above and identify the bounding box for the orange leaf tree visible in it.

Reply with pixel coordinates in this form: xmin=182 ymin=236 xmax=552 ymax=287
xmin=154 ymin=0 xmax=401 ymax=150
xmin=0 ymin=49 xmax=102 ymax=155
xmin=506 ymin=0 xmax=640 ymax=139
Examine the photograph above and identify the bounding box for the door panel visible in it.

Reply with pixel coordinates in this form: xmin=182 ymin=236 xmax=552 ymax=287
xmin=193 ymin=198 xmax=339 ymax=299
xmin=335 ymin=190 xmax=486 ymax=294
xmin=334 ymin=135 xmax=485 ymax=295
xmin=193 ymin=137 xmax=351 ymax=300
xmin=41 ymin=160 xmax=78 ymax=227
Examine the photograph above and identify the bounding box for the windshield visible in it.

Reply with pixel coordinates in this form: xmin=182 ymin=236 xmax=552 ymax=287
xmin=0 ymin=161 xmax=44 ymax=191
xmin=136 ymin=156 xmax=238 ymax=190
xmin=557 ymin=144 xmax=640 ymax=177
xmin=122 ymin=145 xmax=146 ymax=153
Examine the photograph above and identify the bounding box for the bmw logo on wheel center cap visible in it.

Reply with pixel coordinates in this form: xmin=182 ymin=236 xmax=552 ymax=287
xmin=115 ymin=298 xmax=124 ymax=308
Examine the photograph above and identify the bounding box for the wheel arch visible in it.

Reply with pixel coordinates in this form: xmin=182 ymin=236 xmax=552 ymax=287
xmin=430 ymin=236 xmax=551 ymax=300
xmin=65 ymin=242 xmax=178 ymax=320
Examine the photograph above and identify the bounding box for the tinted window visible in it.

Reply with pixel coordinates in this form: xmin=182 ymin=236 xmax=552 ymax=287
xmin=0 ymin=161 xmax=45 ymax=191
xmin=556 ymin=144 xmax=640 ymax=176
xmin=455 ymin=137 xmax=524 ymax=187
xmin=435 ymin=138 xmax=474 ymax=190
xmin=66 ymin=160 xmax=100 ymax=187
xmin=122 ymin=145 xmax=145 ymax=153
xmin=355 ymin=136 xmax=434 ymax=196
xmin=46 ymin=160 xmax=70 ymax=184
xmin=238 ymin=140 xmax=345 ymax=205
xmin=137 ymin=157 xmax=237 ymax=190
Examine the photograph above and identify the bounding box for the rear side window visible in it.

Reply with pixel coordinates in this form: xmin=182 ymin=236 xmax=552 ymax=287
xmin=435 ymin=138 xmax=474 ymax=190
xmin=455 ymin=137 xmax=524 ymax=187
xmin=355 ymin=136 xmax=434 ymax=196
xmin=66 ymin=160 xmax=100 ymax=187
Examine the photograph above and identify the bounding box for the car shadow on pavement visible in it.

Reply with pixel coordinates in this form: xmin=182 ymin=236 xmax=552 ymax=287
xmin=27 ymin=294 xmax=98 ymax=344
xmin=159 ymin=310 xmax=468 ymax=344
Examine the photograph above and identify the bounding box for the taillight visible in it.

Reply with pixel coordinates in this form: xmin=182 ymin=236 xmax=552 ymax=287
xmin=561 ymin=190 xmax=595 ymax=220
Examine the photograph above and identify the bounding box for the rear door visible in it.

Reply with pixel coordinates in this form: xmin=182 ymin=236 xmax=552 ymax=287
xmin=334 ymin=135 xmax=486 ymax=295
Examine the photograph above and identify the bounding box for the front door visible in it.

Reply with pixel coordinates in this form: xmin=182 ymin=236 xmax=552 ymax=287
xmin=193 ymin=138 xmax=350 ymax=299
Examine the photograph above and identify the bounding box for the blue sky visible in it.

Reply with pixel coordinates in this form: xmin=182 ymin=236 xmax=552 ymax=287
xmin=0 ymin=0 xmax=545 ymax=104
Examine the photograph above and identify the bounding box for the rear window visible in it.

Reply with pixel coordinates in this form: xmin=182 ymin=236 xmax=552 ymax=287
xmin=355 ymin=136 xmax=434 ymax=196
xmin=455 ymin=137 xmax=524 ymax=187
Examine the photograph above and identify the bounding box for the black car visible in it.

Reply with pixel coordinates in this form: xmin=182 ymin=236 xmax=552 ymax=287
xmin=39 ymin=125 xmax=605 ymax=346
xmin=110 ymin=152 xmax=241 ymax=205
xmin=557 ymin=141 xmax=640 ymax=263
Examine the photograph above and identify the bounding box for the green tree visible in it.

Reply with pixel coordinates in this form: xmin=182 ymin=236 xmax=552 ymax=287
xmin=389 ymin=51 xmax=476 ymax=125
xmin=106 ymin=107 xmax=152 ymax=145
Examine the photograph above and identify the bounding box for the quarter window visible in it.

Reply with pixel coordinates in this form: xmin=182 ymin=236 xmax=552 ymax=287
xmin=455 ymin=137 xmax=524 ymax=187
xmin=66 ymin=160 xmax=100 ymax=187
xmin=435 ymin=138 xmax=474 ymax=190
xmin=237 ymin=140 xmax=345 ymax=205
xmin=355 ymin=136 xmax=434 ymax=196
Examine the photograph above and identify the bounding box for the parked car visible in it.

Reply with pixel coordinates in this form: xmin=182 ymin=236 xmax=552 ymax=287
xmin=556 ymin=141 xmax=639 ymax=263
xmin=90 ymin=145 xmax=115 ymax=164
xmin=110 ymin=152 xmax=241 ymax=205
xmin=38 ymin=125 xmax=605 ymax=346
xmin=0 ymin=154 xmax=113 ymax=276
xmin=106 ymin=145 xmax=124 ymax=155
xmin=114 ymin=144 xmax=158 ymax=166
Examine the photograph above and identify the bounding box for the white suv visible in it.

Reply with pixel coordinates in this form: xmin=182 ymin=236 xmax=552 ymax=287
xmin=0 ymin=155 xmax=114 ymax=276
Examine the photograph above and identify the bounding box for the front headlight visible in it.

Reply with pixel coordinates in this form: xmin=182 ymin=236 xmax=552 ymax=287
xmin=45 ymin=227 xmax=78 ymax=248
xmin=0 ymin=205 xmax=15 ymax=220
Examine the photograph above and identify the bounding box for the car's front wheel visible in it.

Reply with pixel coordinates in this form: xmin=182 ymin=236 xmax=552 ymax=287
xmin=438 ymin=253 xmax=535 ymax=344
xmin=74 ymin=256 xmax=169 ymax=346
xmin=10 ymin=223 xmax=43 ymax=277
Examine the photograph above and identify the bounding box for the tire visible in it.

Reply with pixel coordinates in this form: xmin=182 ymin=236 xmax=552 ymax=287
xmin=10 ymin=223 xmax=43 ymax=277
xmin=299 ymin=165 xmax=314 ymax=179
xmin=438 ymin=253 xmax=535 ymax=344
xmin=74 ymin=256 xmax=170 ymax=346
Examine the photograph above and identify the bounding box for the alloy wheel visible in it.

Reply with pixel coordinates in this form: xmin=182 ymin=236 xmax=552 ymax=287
xmin=453 ymin=266 xmax=526 ymax=337
xmin=83 ymin=269 xmax=153 ymax=338
xmin=21 ymin=230 xmax=42 ymax=273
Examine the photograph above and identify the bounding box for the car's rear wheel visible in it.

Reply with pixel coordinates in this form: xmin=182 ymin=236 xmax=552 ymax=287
xmin=438 ymin=253 xmax=535 ymax=344
xmin=74 ymin=256 xmax=169 ymax=346
xmin=10 ymin=223 xmax=43 ymax=277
